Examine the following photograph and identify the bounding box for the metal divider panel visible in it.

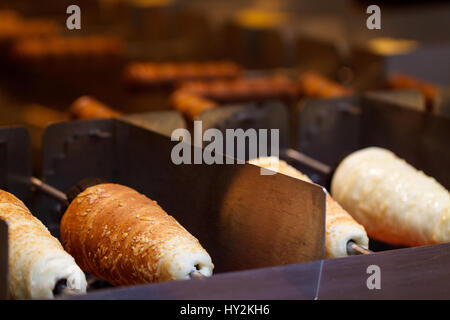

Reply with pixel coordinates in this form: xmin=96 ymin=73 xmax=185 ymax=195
xmin=115 ymin=119 xmax=325 ymax=272
xmin=222 ymin=22 xmax=290 ymax=69
xmin=364 ymin=90 xmax=426 ymax=112
xmin=42 ymin=119 xmax=116 ymax=193
xmin=0 ymin=126 xmax=31 ymax=206
xmin=198 ymin=101 xmax=289 ymax=151
xmin=361 ymin=96 xmax=450 ymax=189
xmin=121 ymin=110 xmax=187 ymax=137
xmin=37 ymin=119 xmax=116 ymax=236
xmin=0 ymin=220 xmax=8 ymax=300
xmin=297 ymin=97 xmax=362 ymax=171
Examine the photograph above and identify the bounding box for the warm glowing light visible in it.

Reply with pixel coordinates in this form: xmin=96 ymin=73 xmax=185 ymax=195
xmin=233 ymin=8 xmax=286 ymax=29
xmin=367 ymin=37 xmax=419 ymax=55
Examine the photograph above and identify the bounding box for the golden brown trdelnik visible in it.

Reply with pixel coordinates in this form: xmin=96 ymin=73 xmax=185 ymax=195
xmin=60 ymin=184 xmax=214 ymax=286
xmin=68 ymin=96 xmax=121 ymax=120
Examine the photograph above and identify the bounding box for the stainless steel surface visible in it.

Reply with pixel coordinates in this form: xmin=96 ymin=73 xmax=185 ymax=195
xmin=346 ymin=240 xmax=373 ymax=256
xmin=121 ymin=111 xmax=187 ymax=137
xmin=30 ymin=177 xmax=68 ymax=205
xmin=361 ymin=96 xmax=450 ymax=190
xmin=365 ymin=90 xmax=425 ymax=112
xmin=298 ymin=96 xmax=361 ymax=169
xmin=284 ymin=148 xmax=331 ymax=176
xmin=0 ymin=220 xmax=8 ymax=300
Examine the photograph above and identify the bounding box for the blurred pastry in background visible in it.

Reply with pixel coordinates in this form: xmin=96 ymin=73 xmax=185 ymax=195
xmin=387 ymin=73 xmax=438 ymax=111
xmin=171 ymin=90 xmax=217 ymax=120
xmin=69 ymin=96 xmax=122 ymax=120
xmin=298 ymin=72 xmax=353 ymax=98
xmin=123 ymin=61 xmax=242 ymax=90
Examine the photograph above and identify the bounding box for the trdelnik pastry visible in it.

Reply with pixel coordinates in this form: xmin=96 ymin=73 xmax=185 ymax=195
xmin=0 ymin=189 xmax=87 ymax=299
xmin=60 ymin=183 xmax=214 ymax=286
xmin=332 ymin=147 xmax=450 ymax=247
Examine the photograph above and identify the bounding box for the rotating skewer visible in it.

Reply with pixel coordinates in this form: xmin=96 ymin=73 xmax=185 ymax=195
xmin=347 ymin=240 xmax=373 ymax=255
xmin=189 ymin=270 xmax=206 ymax=279
xmin=53 ymin=279 xmax=83 ymax=297
xmin=30 ymin=177 xmax=68 ymax=205
xmin=284 ymin=149 xmax=332 ymax=176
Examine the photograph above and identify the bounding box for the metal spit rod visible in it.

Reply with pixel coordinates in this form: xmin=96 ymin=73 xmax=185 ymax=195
xmin=347 ymin=240 xmax=373 ymax=255
xmin=53 ymin=279 xmax=84 ymax=297
xmin=30 ymin=177 xmax=68 ymax=204
xmin=284 ymin=149 xmax=332 ymax=175
xmin=30 ymin=177 xmax=206 ymax=287
xmin=189 ymin=271 xmax=206 ymax=279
